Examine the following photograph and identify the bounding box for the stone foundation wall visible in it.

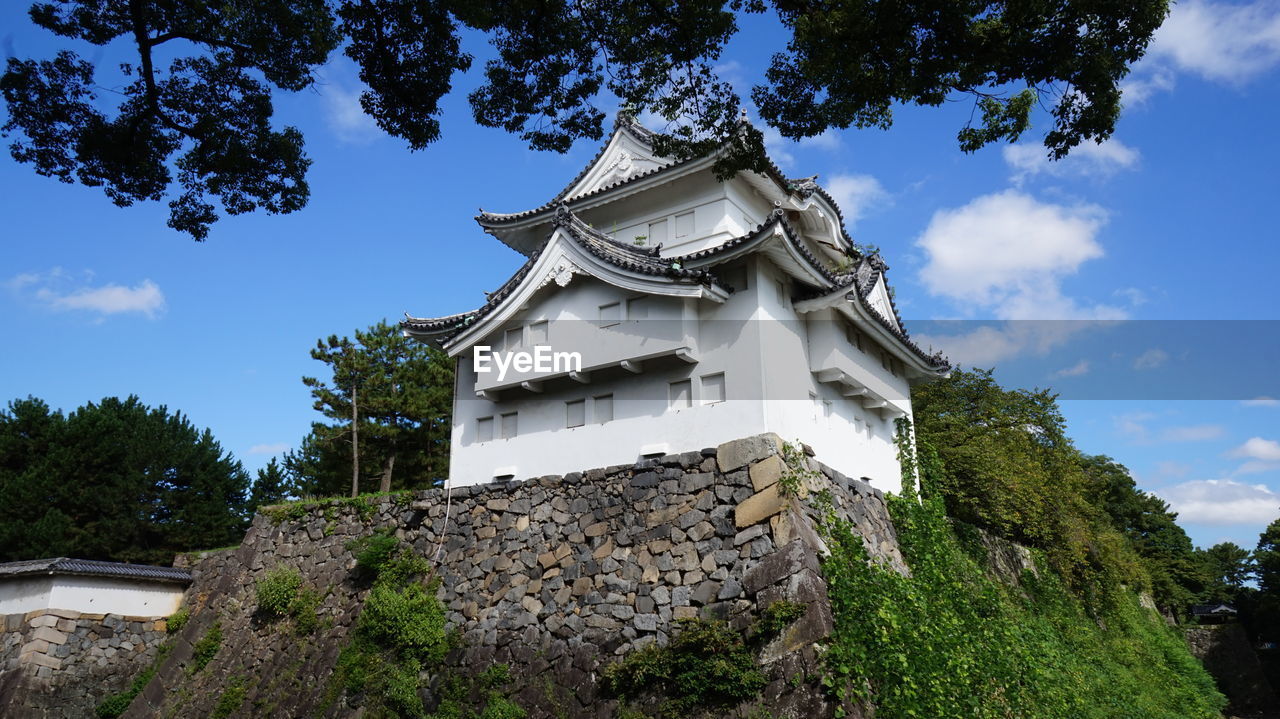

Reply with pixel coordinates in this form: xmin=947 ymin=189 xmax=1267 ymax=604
xmin=1185 ymin=623 xmax=1279 ymax=715
xmin=121 ymin=433 xmax=905 ymax=718
xmin=0 ymin=609 xmax=168 ymax=717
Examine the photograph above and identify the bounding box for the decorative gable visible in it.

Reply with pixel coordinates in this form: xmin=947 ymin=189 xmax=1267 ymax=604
xmin=863 ymin=274 xmax=901 ymax=331
xmin=560 ymin=127 xmax=669 ymax=201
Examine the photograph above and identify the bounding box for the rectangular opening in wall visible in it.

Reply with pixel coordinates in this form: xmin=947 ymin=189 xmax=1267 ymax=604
xmin=594 ymin=394 xmax=614 ymax=423
xmin=648 ymin=219 xmax=668 ymax=246
xmin=668 ymin=380 xmax=692 ymax=410
xmin=599 ymin=302 xmax=621 ymax=327
xmin=701 ymin=373 xmax=725 ymax=404
xmin=823 ymin=399 xmax=833 ymax=423
xmin=675 ymin=211 xmax=694 ymax=238
xmin=529 ymin=320 xmax=549 ymax=346
xmin=845 ymin=321 xmax=864 ymax=352
xmin=776 ymin=279 xmax=789 ymax=306
xmin=809 ymin=392 xmax=819 ymax=422
xmin=626 ymin=296 xmax=649 ymax=320
xmin=504 ymin=326 xmax=522 ymax=351
xmin=500 ymin=412 xmax=518 ymax=439
xmin=477 ymin=416 xmax=494 ymax=443
xmin=566 ymin=399 xmax=585 ymax=428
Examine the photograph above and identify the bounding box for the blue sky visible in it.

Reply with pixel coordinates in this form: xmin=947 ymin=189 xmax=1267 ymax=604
xmin=2 ymin=1 xmax=1278 ymax=550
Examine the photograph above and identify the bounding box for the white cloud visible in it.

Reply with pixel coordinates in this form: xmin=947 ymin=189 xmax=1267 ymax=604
xmin=1160 ymin=424 xmax=1225 ymax=442
xmin=760 ymin=124 xmax=796 ymax=169
xmin=1003 ymin=139 xmax=1140 ymax=183
xmin=1155 ymin=460 xmax=1192 ymax=479
xmin=1243 ymin=397 xmax=1280 ymax=407
xmin=915 ymin=190 xmax=1119 ymax=320
xmin=1122 ymin=67 xmax=1177 ymax=105
xmin=1151 ymin=0 xmax=1280 ymax=83
xmin=1115 ymin=411 xmax=1157 ymax=442
xmin=824 ymin=173 xmax=889 ymax=228
xmin=1229 ymin=437 xmax=1280 ymax=462
xmin=913 ymin=321 xmax=1109 ymax=367
xmin=1053 ymin=360 xmax=1091 ymax=378
xmin=798 ymin=130 xmax=842 ymax=150
xmin=318 ymin=67 xmax=383 ymax=145
xmin=1113 ymin=287 xmax=1149 ymax=307
xmin=1125 ymin=0 xmax=1280 ymax=102
xmin=1158 ymin=478 xmax=1280 ymax=525
xmin=1133 ymin=348 xmax=1169 ymax=370
xmin=248 ymin=443 xmax=290 ymax=455
xmin=6 ymin=268 xmax=165 ymax=319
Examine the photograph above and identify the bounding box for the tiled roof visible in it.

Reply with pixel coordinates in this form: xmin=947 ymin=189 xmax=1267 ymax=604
xmin=678 ymin=211 xmax=949 ymax=371
xmin=476 ymin=113 xmax=688 ymax=227
xmin=0 ymin=557 xmax=193 ymax=584
xmin=553 ymin=206 xmax=717 ymax=283
xmin=403 ymin=206 xmax=718 ymax=342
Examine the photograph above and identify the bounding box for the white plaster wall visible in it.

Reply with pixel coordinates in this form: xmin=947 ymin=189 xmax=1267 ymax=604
xmin=448 ymin=259 xmax=914 ymax=492
xmin=47 ymin=576 xmax=185 ymax=616
xmin=448 ymin=170 xmax=924 ymax=491
xmin=0 ymin=575 xmax=183 ymax=616
xmin=0 ymin=576 xmax=53 ymax=615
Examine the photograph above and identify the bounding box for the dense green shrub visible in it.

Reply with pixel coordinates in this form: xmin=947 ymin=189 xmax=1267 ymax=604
xmin=817 ymin=492 xmax=1226 ymax=719
xmin=348 ymin=529 xmax=401 ymax=576
xmin=211 ymin=676 xmax=247 ymax=719
xmin=191 ymin=622 xmax=223 ymax=672
xmin=603 ymin=617 xmax=767 ymax=715
xmin=256 ymin=566 xmax=303 ymax=616
xmin=166 ymin=606 xmax=190 ymax=634
xmin=331 ymin=548 xmax=521 ymax=719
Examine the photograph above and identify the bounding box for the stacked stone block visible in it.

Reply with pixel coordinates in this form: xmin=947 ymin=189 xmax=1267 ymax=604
xmin=0 ymin=609 xmax=168 ymax=717
xmin=100 ymin=433 xmax=906 ymax=718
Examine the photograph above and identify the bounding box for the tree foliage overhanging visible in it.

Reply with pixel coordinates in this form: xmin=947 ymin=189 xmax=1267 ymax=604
xmin=0 ymin=395 xmax=250 ymax=564
xmin=2 ymin=0 xmax=1170 ymax=240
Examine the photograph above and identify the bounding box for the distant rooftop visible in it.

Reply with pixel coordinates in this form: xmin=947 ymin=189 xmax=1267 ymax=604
xmin=0 ymin=557 xmax=192 ymax=585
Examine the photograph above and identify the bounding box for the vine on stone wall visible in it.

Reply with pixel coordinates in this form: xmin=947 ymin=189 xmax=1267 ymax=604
xmin=816 ymin=486 xmax=1226 ymax=718
xmin=327 ymin=539 xmax=524 ymax=719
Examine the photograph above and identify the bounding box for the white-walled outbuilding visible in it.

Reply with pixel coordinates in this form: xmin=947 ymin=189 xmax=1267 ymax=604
xmin=404 ymin=115 xmax=949 ymax=493
xmin=0 ymin=558 xmax=190 ymax=617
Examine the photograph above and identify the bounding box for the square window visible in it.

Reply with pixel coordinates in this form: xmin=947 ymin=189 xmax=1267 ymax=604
xmin=505 ymin=326 xmax=523 ymax=352
xmin=627 ymin=296 xmax=649 ymax=320
xmin=675 ymin=211 xmax=694 ymax=238
xmin=701 ymin=373 xmax=725 ymax=404
xmin=845 ymin=322 xmax=864 ymax=352
xmin=594 ymin=394 xmax=614 ymax=424
xmin=669 ymin=380 xmax=692 ymax=410
xmin=566 ymin=399 xmax=586 ymax=428
xmin=476 ymin=416 xmax=494 ymax=443
xmin=599 ymin=302 xmax=621 ymax=327
xmin=648 ymin=219 xmax=669 ymax=246
xmin=500 ymin=412 xmax=518 ymax=439
xmin=529 ymin=320 xmax=549 ymax=346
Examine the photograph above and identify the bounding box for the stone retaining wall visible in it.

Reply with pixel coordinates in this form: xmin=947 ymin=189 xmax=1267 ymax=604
xmin=0 ymin=609 xmax=168 ymax=717
xmin=121 ymin=433 xmax=905 ymax=718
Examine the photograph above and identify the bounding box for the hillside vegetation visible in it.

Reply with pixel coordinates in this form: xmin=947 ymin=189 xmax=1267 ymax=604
xmin=809 ymin=368 xmax=1230 ymax=718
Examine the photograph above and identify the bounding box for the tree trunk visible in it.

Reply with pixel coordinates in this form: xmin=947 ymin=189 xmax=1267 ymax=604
xmin=379 ymin=451 xmax=396 ymax=493
xmin=350 ymin=382 xmax=359 ymax=498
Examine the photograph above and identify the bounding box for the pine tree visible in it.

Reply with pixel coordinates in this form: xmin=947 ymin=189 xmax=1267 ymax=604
xmin=297 ymin=320 xmax=452 ymax=497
